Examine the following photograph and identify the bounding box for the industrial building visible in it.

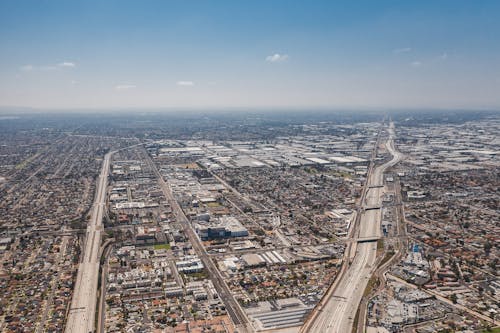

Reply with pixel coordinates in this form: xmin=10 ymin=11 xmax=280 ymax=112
xmin=194 ymin=215 xmax=249 ymax=240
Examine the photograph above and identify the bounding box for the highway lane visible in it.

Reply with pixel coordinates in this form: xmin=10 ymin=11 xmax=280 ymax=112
xmin=65 ymin=152 xmax=112 ymax=333
xmin=357 ymin=176 xmax=407 ymax=333
xmin=306 ymin=122 xmax=403 ymax=333
xmin=97 ymin=241 xmax=113 ymax=333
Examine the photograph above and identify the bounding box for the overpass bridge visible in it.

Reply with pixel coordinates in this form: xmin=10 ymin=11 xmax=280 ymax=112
xmin=343 ymin=236 xmax=382 ymax=243
xmin=364 ymin=206 xmax=381 ymax=211
xmin=356 ymin=236 xmax=381 ymax=243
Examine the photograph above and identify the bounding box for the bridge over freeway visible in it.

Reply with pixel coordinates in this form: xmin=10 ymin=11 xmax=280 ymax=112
xmin=356 ymin=236 xmax=381 ymax=243
xmin=302 ymin=121 xmax=404 ymax=333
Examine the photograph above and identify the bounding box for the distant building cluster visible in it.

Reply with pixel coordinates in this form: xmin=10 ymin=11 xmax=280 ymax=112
xmin=366 ymin=118 xmax=499 ymax=332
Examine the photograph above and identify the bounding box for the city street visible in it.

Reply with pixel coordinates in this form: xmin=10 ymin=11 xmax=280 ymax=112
xmin=144 ymin=149 xmax=253 ymax=333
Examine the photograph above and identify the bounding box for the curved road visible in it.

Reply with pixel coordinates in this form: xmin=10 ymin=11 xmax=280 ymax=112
xmin=305 ymin=122 xmax=402 ymax=332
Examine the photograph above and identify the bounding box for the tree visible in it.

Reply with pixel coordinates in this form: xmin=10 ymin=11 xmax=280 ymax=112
xmin=484 ymin=241 xmax=492 ymax=253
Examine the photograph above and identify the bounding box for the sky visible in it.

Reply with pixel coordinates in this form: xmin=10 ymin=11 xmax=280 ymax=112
xmin=0 ymin=0 xmax=499 ymax=110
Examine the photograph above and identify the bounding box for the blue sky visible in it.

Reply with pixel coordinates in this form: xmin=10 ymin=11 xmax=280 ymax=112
xmin=0 ymin=0 xmax=499 ymax=110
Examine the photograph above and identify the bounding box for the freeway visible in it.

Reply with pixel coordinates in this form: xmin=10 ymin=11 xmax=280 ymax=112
xmin=304 ymin=122 xmax=403 ymax=333
xmin=357 ymin=168 xmax=407 ymax=333
xmin=65 ymin=151 xmax=112 ymax=333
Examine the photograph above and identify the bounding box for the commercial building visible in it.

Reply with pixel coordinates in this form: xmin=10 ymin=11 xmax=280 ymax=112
xmin=194 ymin=215 xmax=249 ymax=240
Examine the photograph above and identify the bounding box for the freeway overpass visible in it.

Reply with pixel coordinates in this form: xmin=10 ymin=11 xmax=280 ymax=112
xmin=356 ymin=236 xmax=381 ymax=243
xmin=66 ymin=152 xmax=113 ymax=333
xmin=303 ymin=122 xmax=403 ymax=333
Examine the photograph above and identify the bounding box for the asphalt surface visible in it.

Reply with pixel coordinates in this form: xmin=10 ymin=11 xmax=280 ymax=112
xmin=144 ymin=150 xmax=252 ymax=333
xmin=305 ymin=123 xmax=402 ymax=333
xmin=65 ymin=152 xmax=112 ymax=333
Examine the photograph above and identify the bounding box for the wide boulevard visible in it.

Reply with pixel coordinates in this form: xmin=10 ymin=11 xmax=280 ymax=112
xmin=144 ymin=149 xmax=252 ymax=333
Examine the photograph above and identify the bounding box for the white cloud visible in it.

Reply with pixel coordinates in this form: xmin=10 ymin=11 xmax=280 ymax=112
xmin=439 ymin=53 xmax=448 ymax=60
xmin=394 ymin=47 xmax=411 ymax=54
xmin=176 ymin=81 xmax=194 ymax=86
xmin=20 ymin=65 xmax=34 ymax=72
xmin=411 ymin=61 xmax=422 ymax=67
xmin=19 ymin=61 xmax=76 ymax=72
xmin=265 ymin=53 xmax=289 ymax=63
xmin=115 ymin=84 xmax=136 ymax=90
xmin=58 ymin=62 xmax=76 ymax=68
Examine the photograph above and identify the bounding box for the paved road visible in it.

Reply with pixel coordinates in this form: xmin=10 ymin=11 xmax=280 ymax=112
xmin=358 ymin=176 xmax=406 ymax=333
xmin=306 ymin=123 xmax=403 ymax=333
xmin=144 ymin=150 xmax=252 ymax=333
xmin=65 ymin=152 xmax=112 ymax=333
xmin=97 ymin=241 xmax=114 ymax=333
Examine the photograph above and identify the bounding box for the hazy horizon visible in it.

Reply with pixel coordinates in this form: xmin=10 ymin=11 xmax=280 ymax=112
xmin=1 ymin=1 xmax=500 ymax=110
xmin=1 ymin=105 xmax=500 ymax=115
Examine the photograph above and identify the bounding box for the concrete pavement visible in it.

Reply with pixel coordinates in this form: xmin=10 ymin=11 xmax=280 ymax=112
xmin=304 ymin=123 xmax=403 ymax=333
xmin=65 ymin=152 xmax=112 ymax=333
